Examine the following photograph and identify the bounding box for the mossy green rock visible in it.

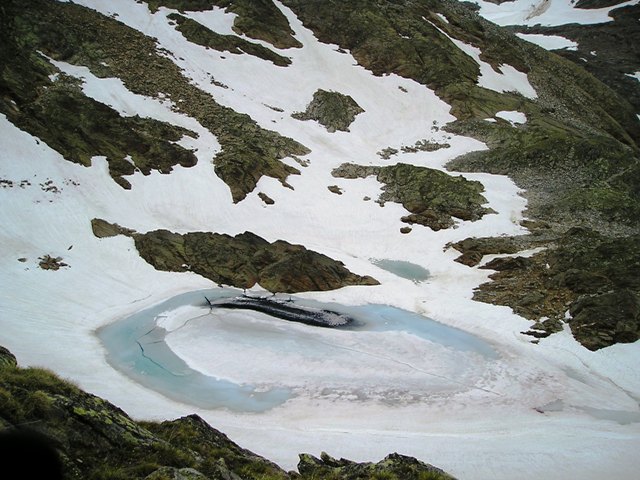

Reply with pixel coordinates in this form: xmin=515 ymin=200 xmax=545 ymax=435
xmin=168 ymin=13 xmax=291 ymax=67
xmin=0 ymin=346 xmax=17 ymax=369
xmin=0 ymin=60 xmax=198 ymax=189
xmin=455 ymin=227 xmax=640 ymax=350
xmin=147 ymin=0 xmax=302 ymax=49
xmin=333 ymin=163 xmax=491 ymax=230
xmin=94 ymin=220 xmax=378 ymax=293
xmin=132 ymin=229 xmax=379 ymax=293
xmin=292 ymin=89 xmax=364 ymax=132
xmin=1 ymin=0 xmax=309 ymax=202
xmin=297 ymin=451 xmax=456 ymax=480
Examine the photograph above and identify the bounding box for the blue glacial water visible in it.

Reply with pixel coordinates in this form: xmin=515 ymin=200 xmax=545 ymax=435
xmin=370 ymin=258 xmax=431 ymax=283
xmin=98 ymin=288 xmax=497 ymax=412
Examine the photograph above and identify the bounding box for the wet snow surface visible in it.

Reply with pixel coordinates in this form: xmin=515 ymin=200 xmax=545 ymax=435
xmin=1 ymin=1 xmax=639 ymax=479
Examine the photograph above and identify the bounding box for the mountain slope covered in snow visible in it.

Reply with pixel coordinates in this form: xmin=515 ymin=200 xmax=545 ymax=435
xmin=1 ymin=1 xmax=640 ymax=479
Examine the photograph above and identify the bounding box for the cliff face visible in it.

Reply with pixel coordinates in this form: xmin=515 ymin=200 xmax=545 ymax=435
xmin=0 ymin=347 xmax=454 ymax=480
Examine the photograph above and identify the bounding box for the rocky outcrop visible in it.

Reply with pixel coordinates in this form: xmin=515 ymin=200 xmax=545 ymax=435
xmin=91 ymin=218 xmax=137 ymax=238
xmin=333 ymin=163 xmax=492 ymax=230
xmin=292 ymin=89 xmax=364 ymax=132
xmin=513 ymin=4 xmax=640 ymax=131
xmin=93 ymin=219 xmax=378 ymax=293
xmin=0 ymin=63 xmax=198 ymax=189
xmin=0 ymin=346 xmax=17 ymax=368
xmin=1 ymin=0 xmax=309 ymax=201
xmin=297 ymin=451 xmax=456 ymax=479
xmin=452 ymin=227 xmax=640 ymax=350
xmin=378 ymin=140 xmax=450 ymax=160
xmin=168 ymin=13 xmax=291 ymax=66
xmin=0 ymin=347 xmax=455 ymax=479
xmin=38 ymin=255 xmax=69 ymax=271
xmin=147 ymin=0 xmax=303 ymax=49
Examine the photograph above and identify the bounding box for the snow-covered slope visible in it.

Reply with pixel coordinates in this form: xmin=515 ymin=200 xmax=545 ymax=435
xmin=467 ymin=0 xmax=638 ymax=27
xmin=1 ymin=1 xmax=639 ymax=479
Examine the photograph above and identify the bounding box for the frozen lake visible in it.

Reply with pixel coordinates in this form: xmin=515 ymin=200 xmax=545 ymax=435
xmin=99 ymin=288 xmax=498 ymax=412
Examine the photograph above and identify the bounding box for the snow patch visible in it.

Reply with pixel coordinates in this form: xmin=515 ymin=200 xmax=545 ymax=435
xmin=516 ymin=33 xmax=578 ymax=51
xmin=466 ymin=0 xmax=640 ymax=27
xmin=496 ymin=110 xmax=527 ymax=124
xmin=429 ymin=21 xmax=537 ymax=99
xmin=626 ymin=71 xmax=640 ymax=82
xmin=436 ymin=13 xmax=449 ymax=24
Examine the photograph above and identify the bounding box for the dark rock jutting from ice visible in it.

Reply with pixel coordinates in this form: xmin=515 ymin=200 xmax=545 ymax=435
xmin=207 ymin=295 xmax=353 ymax=328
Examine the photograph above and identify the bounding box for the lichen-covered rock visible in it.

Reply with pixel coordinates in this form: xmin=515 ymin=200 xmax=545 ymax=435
xmin=145 ymin=466 xmax=211 ymax=480
xmin=94 ymin=220 xmax=378 ymax=293
xmin=91 ymin=218 xmax=137 ymax=238
xmin=455 ymin=228 xmax=640 ymax=349
xmin=517 ymin=4 xmax=640 ymax=117
xmin=147 ymin=0 xmax=303 ymax=49
xmin=297 ymin=451 xmax=456 ymax=479
xmin=292 ymin=89 xmax=364 ymax=132
xmin=1 ymin=0 xmax=309 ymax=202
xmin=0 ymin=346 xmax=17 ymax=369
xmin=168 ymin=13 xmax=291 ymax=66
xmin=333 ymin=162 xmax=492 ymax=230
xmin=570 ymin=289 xmax=640 ymax=350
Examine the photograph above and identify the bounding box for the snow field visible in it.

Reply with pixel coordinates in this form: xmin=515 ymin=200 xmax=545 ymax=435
xmin=467 ymin=0 xmax=640 ymax=27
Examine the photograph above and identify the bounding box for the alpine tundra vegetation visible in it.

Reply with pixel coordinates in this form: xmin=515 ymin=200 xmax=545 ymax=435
xmin=1 ymin=0 xmax=639 ymax=479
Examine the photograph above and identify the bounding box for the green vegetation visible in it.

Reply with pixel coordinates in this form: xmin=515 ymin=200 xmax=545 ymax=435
xmin=168 ymin=13 xmax=291 ymax=66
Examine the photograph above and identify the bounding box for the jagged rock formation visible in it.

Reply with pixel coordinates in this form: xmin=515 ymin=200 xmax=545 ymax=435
xmin=0 ymin=347 xmax=454 ymax=479
xmin=333 ymin=163 xmax=492 ymax=230
xmin=92 ymin=219 xmax=378 ymax=293
xmin=292 ymin=89 xmax=364 ymax=132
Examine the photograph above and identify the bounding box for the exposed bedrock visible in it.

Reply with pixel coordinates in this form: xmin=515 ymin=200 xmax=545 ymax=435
xmin=450 ymin=227 xmax=640 ymax=350
xmin=292 ymin=89 xmax=364 ymax=132
xmin=91 ymin=219 xmax=378 ymax=293
xmin=0 ymin=0 xmax=309 ymax=202
xmin=332 ymin=162 xmax=492 ymax=231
